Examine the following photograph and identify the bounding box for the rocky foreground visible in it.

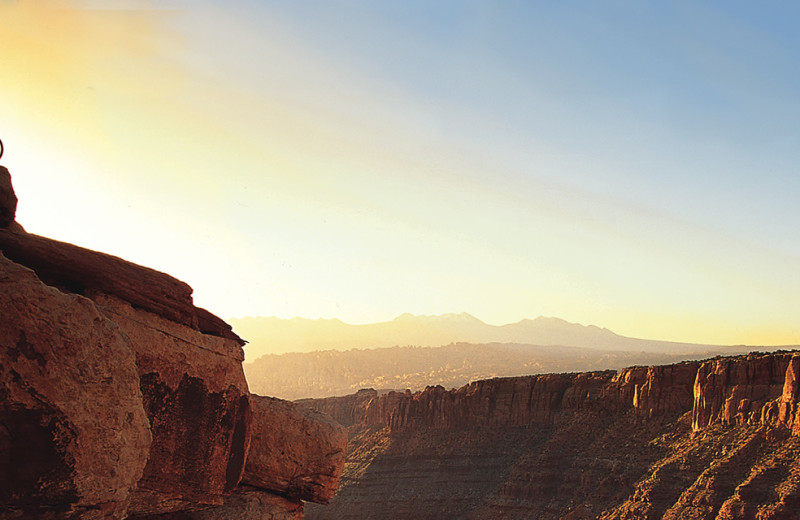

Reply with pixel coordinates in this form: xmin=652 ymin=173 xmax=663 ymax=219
xmin=0 ymin=166 xmax=346 ymax=519
xmin=303 ymin=351 xmax=800 ymax=519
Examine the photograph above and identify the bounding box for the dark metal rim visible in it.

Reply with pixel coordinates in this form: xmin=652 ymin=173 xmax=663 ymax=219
xmin=0 ymin=138 xmax=3 ymax=160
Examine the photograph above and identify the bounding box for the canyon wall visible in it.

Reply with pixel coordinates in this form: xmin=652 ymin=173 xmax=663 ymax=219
xmin=0 ymin=167 xmax=345 ymax=519
xmin=305 ymin=352 xmax=800 ymax=520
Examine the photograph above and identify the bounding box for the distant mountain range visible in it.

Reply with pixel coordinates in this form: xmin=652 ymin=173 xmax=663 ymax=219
xmin=231 ymin=313 xmax=730 ymax=360
xmin=235 ymin=313 xmax=794 ymax=400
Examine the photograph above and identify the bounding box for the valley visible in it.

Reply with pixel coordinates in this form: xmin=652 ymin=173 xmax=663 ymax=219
xmin=301 ymin=351 xmax=800 ymax=519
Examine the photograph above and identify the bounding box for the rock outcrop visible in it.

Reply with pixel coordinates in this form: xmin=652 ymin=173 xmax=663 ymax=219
xmin=0 ymin=253 xmax=152 ymax=519
xmin=0 ymin=167 xmax=344 ymax=519
xmin=243 ymin=396 xmax=347 ymax=504
xmin=298 ymin=388 xmax=379 ymax=428
xmin=343 ymin=364 xmax=699 ymax=432
xmin=0 ymin=166 xmax=16 ymax=227
xmin=608 ymin=361 xmax=700 ymax=422
xmin=103 ymin=292 xmax=252 ymax=515
xmin=692 ymin=351 xmax=800 ymax=431
xmin=359 ymin=371 xmax=620 ymax=430
xmin=0 ymin=218 xmax=252 ymax=516
xmin=0 ymin=229 xmax=239 ymax=342
xmin=304 ymin=351 xmax=800 ymax=520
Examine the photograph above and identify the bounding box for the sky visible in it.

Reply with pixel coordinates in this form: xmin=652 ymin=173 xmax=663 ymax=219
xmin=1 ymin=0 xmax=799 ymax=346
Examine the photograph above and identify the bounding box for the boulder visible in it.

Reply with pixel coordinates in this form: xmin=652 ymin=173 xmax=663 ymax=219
xmin=0 ymin=252 xmax=152 ymax=519
xmin=242 ymin=396 xmax=347 ymax=504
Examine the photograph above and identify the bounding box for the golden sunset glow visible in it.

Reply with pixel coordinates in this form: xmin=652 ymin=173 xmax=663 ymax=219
xmin=2 ymin=1 xmax=798 ymax=347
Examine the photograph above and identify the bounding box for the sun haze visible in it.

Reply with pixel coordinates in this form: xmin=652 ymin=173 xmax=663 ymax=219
xmin=1 ymin=0 xmax=799 ymax=346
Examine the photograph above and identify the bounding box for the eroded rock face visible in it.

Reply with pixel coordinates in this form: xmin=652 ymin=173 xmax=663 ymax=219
xmin=1 ymin=166 xmax=345 ymax=519
xmin=692 ymin=352 xmax=796 ymax=431
xmin=778 ymin=355 xmax=800 ymax=435
xmin=243 ymin=395 xmax=347 ymax=504
xmin=95 ymin=295 xmax=251 ymax=516
xmin=304 ymin=351 xmax=800 ymax=520
xmin=361 ymin=371 xmax=618 ymax=431
xmin=607 ymin=362 xmax=699 ymax=422
xmin=0 ymin=253 xmax=152 ymax=519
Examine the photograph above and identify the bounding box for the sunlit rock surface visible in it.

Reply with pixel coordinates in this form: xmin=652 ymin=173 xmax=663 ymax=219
xmin=305 ymin=351 xmax=800 ymax=520
xmin=0 ymin=168 xmax=344 ymax=519
xmin=0 ymin=229 xmax=240 ymax=343
xmin=0 ymin=227 xmax=252 ymax=516
xmin=0 ymin=253 xmax=151 ymax=519
xmin=692 ymin=352 xmax=800 ymax=431
xmin=99 ymin=294 xmax=252 ymax=515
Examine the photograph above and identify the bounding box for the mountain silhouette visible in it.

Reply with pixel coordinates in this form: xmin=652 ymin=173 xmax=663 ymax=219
xmin=231 ymin=313 xmax=726 ymax=360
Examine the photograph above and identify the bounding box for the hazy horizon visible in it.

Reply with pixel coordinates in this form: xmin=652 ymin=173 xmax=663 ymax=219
xmin=2 ymin=1 xmax=799 ymax=346
xmin=231 ymin=312 xmax=800 ymax=363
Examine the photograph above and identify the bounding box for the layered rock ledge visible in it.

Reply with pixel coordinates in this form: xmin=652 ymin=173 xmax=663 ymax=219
xmin=0 ymin=167 xmax=345 ymax=519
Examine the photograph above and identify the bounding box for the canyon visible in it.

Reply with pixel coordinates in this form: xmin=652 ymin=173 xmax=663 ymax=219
xmin=0 ymin=166 xmax=345 ymax=519
xmin=5 ymin=162 xmax=800 ymax=519
xmin=302 ymin=351 xmax=800 ymax=519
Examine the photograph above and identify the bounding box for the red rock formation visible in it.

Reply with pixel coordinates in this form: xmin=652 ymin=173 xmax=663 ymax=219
xmin=242 ymin=395 xmax=347 ymax=504
xmin=0 ymin=252 xmax=152 ymax=519
xmin=362 ymin=388 xmax=411 ymax=427
xmin=0 ymin=167 xmax=345 ymax=519
xmin=0 ymin=229 xmax=241 ymax=343
xmin=605 ymin=361 xmax=699 ymax=422
xmin=96 ymin=294 xmax=252 ymax=515
xmin=304 ymin=351 xmax=800 ymax=520
xmin=778 ymin=354 xmax=800 ymax=434
xmin=359 ymin=372 xmax=619 ymax=431
xmin=692 ymin=352 xmax=795 ymax=431
xmin=320 ymin=364 xmax=699 ymax=436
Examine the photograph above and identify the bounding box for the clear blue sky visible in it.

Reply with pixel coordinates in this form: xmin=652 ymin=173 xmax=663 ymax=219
xmin=2 ymin=0 xmax=799 ymax=344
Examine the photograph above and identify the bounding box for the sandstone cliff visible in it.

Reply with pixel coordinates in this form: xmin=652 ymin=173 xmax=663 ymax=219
xmin=0 ymin=166 xmax=345 ymax=519
xmin=305 ymin=352 xmax=800 ymax=519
